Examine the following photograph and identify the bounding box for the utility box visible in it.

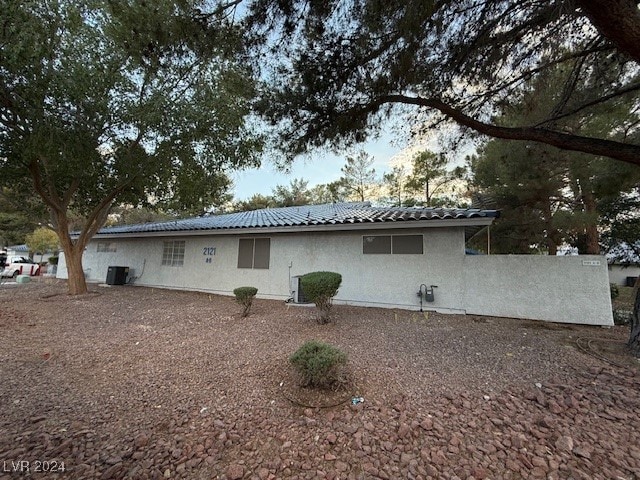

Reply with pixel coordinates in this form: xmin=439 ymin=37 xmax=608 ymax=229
xmin=290 ymin=276 xmax=311 ymax=304
xmin=106 ymin=266 xmax=129 ymax=285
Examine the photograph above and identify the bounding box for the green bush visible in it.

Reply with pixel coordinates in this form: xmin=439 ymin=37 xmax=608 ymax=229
xmin=233 ymin=286 xmax=258 ymax=317
xmin=610 ymin=283 xmax=620 ymax=301
xmin=289 ymin=340 xmax=347 ymax=388
xmin=300 ymin=271 xmax=342 ymax=324
xmin=48 ymin=256 xmax=59 ymax=265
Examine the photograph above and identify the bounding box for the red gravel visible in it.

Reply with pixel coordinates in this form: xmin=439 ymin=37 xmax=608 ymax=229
xmin=0 ymin=280 xmax=638 ymax=479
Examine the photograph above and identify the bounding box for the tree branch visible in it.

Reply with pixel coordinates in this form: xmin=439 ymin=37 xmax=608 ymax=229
xmin=379 ymin=94 xmax=640 ymax=166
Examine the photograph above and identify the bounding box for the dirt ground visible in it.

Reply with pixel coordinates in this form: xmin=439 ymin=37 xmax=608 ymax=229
xmin=0 ymin=280 xmax=639 ymax=480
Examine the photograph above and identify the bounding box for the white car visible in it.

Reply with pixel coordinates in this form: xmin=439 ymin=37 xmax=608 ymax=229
xmin=1 ymin=257 xmax=40 ymax=278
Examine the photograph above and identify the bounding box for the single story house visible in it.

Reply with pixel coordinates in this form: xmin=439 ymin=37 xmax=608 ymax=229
xmin=606 ymin=243 xmax=640 ymax=286
xmin=6 ymin=244 xmax=55 ymax=264
xmin=57 ymin=202 xmax=613 ymax=326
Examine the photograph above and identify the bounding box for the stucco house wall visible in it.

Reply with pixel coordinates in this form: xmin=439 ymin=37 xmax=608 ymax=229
xmin=608 ymin=264 xmax=640 ymax=286
xmin=58 ymin=227 xmax=467 ymax=312
xmin=57 ymin=225 xmax=614 ymax=325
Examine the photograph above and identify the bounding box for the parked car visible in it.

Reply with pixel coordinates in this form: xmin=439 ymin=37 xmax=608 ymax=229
xmin=1 ymin=256 xmax=40 ymax=278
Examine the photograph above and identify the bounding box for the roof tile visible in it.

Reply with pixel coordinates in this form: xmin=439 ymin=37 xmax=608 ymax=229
xmin=97 ymin=202 xmax=498 ymax=236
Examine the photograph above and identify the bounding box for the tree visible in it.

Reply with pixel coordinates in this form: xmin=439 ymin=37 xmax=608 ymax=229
xmin=25 ymin=227 xmax=59 ymax=262
xmin=1 ymin=1 xmax=262 ymax=294
xmin=339 ymin=151 xmax=377 ymax=202
xmin=107 ymin=206 xmax=178 ymax=226
xmin=599 ymin=188 xmax=640 ymax=263
xmin=250 ymin=0 xmax=640 ymax=166
xmin=272 ymin=178 xmax=311 ymax=206
xmin=232 ymin=193 xmax=277 ymax=212
xmin=382 ymin=166 xmax=408 ymax=207
xmin=405 ymin=151 xmax=465 ymax=207
xmin=469 ymin=63 xmax=640 ymax=255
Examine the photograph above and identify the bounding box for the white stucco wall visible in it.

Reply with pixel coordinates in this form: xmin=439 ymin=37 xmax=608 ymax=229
xmin=57 ymin=227 xmax=466 ymax=312
xmin=57 ymin=229 xmax=614 ymax=325
xmin=463 ymin=255 xmax=613 ymax=325
xmin=608 ymin=264 xmax=640 ymax=286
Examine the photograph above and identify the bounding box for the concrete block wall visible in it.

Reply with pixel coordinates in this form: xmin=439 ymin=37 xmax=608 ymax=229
xmin=463 ymin=255 xmax=613 ymax=325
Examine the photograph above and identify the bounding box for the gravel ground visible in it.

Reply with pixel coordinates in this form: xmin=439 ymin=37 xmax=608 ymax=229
xmin=0 ymin=280 xmax=638 ymax=479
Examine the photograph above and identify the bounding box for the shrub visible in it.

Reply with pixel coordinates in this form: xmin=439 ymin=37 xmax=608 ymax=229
xmin=48 ymin=256 xmax=59 ymax=265
xmin=300 ymin=271 xmax=342 ymax=324
xmin=233 ymin=286 xmax=258 ymax=317
xmin=610 ymin=283 xmax=620 ymax=301
xmin=613 ymin=309 xmax=632 ymax=325
xmin=289 ymin=340 xmax=347 ymax=388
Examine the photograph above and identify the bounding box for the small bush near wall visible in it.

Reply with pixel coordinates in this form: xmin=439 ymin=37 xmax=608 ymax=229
xmin=289 ymin=340 xmax=347 ymax=388
xmin=613 ymin=309 xmax=632 ymax=325
xmin=610 ymin=283 xmax=620 ymax=301
xmin=48 ymin=256 xmax=59 ymax=265
xmin=300 ymin=271 xmax=342 ymax=324
xmin=233 ymin=286 xmax=258 ymax=317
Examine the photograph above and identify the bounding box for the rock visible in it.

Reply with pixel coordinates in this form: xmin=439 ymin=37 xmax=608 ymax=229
xmin=574 ymin=446 xmax=592 ymax=459
xmin=227 ymin=464 xmax=244 ymax=480
xmin=326 ymin=433 xmax=337 ymax=444
xmin=364 ymin=422 xmax=375 ymax=432
xmin=547 ymin=400 xmax=563 ymax=414
xmin=420 ymin=418 xmax=433 ymax=430
xmin=282 ymin=441 xmax=292 ymax=449
xmin=257 ymin=467 xmax=270 ymax=480
xmin=134 ymin=434 xmax=149 ymax=448
xmin=555 ymin=435 xmax=574 ymax=453
xmin=100 ymin=463 xmax=123 ymax=480
xmin=400 ymin=453 xmax=414 ymax=466
xmin=335 ymin=461 xmax=349 ymax=472
xmin=105 ymin=456 xmax=122 ymax=465
xmin=398 ymin=423 xmax=410 ymax=438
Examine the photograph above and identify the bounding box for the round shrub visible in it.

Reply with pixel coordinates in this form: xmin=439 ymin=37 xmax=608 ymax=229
xmin=48 ymin=256 xmax=59 ymax=265
xmin=300 ymin=271 xmax=342 ymax=324
xmin=289 ymin=340 xmax=347 ymax=388
xmin=233 ymin=286 xmax=258 ymax=317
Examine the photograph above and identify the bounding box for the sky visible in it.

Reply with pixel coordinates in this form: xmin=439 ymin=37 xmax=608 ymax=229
xmin=230 ymin=132 xmax=402 ymax=200
xmin=229 ymin=121 xmax=474 ymax=201
xmin=227 ymin=114 xmax=460 ymax=201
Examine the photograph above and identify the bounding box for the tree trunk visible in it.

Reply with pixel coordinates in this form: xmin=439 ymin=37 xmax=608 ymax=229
xmin=54 ymin=213 xmax=89 ymax=295
xmin=628 ymin=277 xmax=640 ymax=357
xmin=64 ymin=245 xmax=88 ymax=295
xmin=582 ymin=190 xmax=600 ymax=254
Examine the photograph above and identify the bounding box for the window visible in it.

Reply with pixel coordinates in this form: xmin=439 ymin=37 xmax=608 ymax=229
xmin=363 ymin=235 xmax=391 ymax=254
xmin=392 ymin=235 xmax=423 ymax=254
xmin=97 ymin=242 xmax=117 ymax=253
xmin=237 ymin=238 xmax=270 ymax=269
xmin=363 ymin=234 xmax=423 ymax=254
xmin=162 ymin=240 xmax=185 ymax=266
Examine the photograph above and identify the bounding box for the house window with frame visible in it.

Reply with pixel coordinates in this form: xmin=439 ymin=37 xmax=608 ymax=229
xmin=363 ymin=234 xmax=423 ymax=254
xmin=162 ymin=240 xmax=185 ymax=266
xmin=237 ymin=238 xmax=270 ymax=269
xmin=97 ymin=241 xmax=117 ymax=253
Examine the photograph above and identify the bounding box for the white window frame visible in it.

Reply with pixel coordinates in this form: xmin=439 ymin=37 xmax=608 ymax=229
xmin=162 ymin=240 xmax=185 ymax=267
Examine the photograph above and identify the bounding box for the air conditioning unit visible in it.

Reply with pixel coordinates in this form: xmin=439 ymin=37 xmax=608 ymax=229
xmin=290 ymin=275 xmax=311 ymax=304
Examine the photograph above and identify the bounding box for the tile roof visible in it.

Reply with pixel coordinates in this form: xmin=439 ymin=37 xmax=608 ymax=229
xmin=97 ymin=202 xmax=499 ymax=236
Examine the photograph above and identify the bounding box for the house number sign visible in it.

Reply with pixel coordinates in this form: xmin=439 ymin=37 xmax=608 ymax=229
xmin=203 ymin=247 xmax=216 ymax=263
